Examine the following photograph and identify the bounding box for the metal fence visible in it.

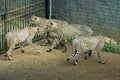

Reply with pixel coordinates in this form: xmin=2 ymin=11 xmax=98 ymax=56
xmin=0 ymin=0 xmax=46 ymax=53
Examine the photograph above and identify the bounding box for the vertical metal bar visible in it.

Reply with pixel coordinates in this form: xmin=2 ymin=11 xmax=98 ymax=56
xmin=49 ymin=0 xmax=52 ymax=19
xmin=3 ymin=0 xmax=8 ymax=52
xmin=45 ymin=0 xmax=51 ymax=19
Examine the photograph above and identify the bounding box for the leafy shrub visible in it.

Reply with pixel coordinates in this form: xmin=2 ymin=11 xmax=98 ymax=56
xmin=102 ymin=44 xmax=120 ymax=54
xmin=67 ymin=37 xmax=75 ymax=43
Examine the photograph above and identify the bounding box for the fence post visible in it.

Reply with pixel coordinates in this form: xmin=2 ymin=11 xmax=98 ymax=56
xmin=3 ymin=0 xmax=8 ymax=52
xmin=45 ymin=0 xmax=52 ymax=19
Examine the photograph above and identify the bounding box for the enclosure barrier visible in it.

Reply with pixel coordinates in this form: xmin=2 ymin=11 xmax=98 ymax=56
xmin=52 ymin=0 xmax=120 ymax=44
xmin=0 ymin=0 xmax=46 ymax=54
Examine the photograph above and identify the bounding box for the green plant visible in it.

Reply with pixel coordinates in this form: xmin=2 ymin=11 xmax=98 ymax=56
xmin=67 ymin=37 xmax=75 ymax=43
xmin=102 ymin=44 xmax=120 ymax=54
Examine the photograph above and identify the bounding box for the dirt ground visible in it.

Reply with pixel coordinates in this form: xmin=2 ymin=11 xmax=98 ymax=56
xmin=0 ymin=42 xmax=120 ymax=80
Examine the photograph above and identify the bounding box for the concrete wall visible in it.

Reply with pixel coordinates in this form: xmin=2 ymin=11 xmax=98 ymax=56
xmin=52 ymin=0 xmax=120 ymax=42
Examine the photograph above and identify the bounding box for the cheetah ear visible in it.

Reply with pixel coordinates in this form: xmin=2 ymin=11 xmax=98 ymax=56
xmin=53 ymin=22 xmax=57 ymax=26
xmin=32 ymin=15 xmax=37 ymax=20
xmin=50 ymin=22 xmax=53 ymax=25
xmin=99 ymin=34 xmax=102 ymax=37
xmin=31 ymin=15 xmax=36 ymax=18
xmin=34 ymin=16 xmax=37 ymax=20
xmin=111 ymin=38 xmax=115 ymax=42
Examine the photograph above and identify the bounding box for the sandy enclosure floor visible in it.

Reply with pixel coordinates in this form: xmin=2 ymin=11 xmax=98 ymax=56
xmin=0 ymin=42 xmax=120 ymax=80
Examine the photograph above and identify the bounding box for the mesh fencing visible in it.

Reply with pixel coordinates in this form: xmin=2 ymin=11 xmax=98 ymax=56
xmin=52 ymin=0 xmax=120 ymax=44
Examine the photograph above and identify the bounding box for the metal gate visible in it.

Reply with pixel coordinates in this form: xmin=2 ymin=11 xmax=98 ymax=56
xmin=0 ymin=0 xmax=46 ymax=53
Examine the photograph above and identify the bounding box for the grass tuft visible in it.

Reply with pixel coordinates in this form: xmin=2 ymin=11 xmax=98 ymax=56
xmin=102 ymin=44 xmax=120 ymax=54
